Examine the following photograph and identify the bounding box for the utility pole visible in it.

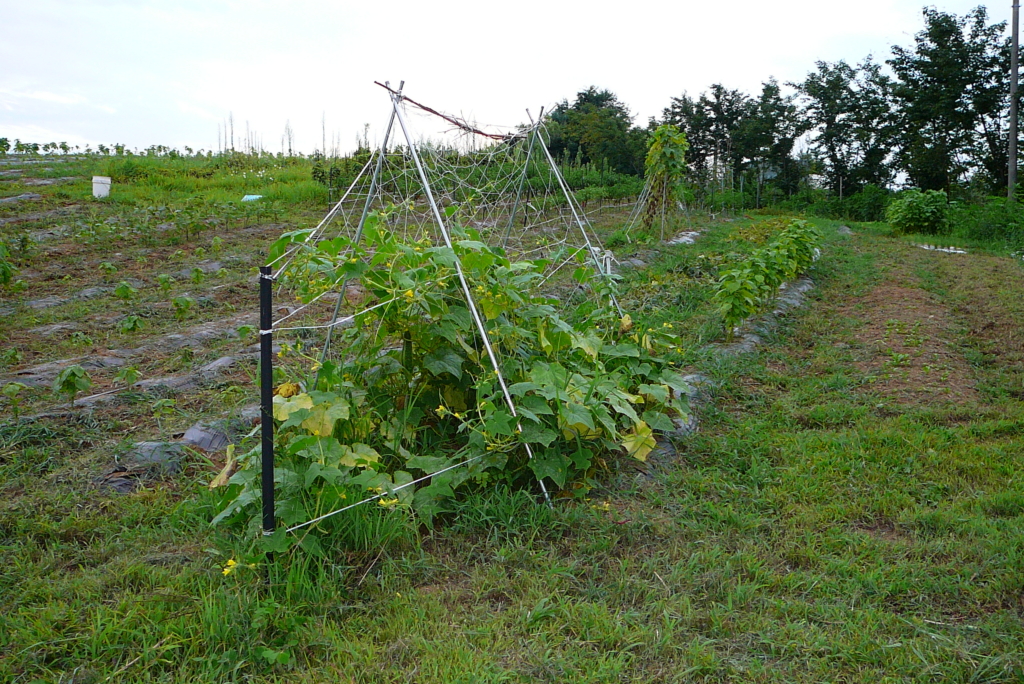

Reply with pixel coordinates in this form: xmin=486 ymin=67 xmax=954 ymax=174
xmin=1010 ymin=0 xmax=1020 ymax=200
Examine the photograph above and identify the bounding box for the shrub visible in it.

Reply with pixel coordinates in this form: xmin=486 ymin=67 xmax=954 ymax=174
xmin=105 ymin=157 xmax=150 ymax=183
xmin=885 ymin=189 xmax=948 ymax=234
xmin=845 ymin=184 xmax=889 ymax=222
xmin=947 ymin=198 xmax=1024 ymax=247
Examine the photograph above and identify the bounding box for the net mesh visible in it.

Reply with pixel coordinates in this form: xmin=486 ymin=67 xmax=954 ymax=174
xmin=260 ymin=87 xmax=628 ymax=520
xmin=268 ymin=87 xmax=617 ymax=340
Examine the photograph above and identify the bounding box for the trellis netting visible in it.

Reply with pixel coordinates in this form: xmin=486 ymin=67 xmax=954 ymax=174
xmin=214 ymin=83 xmax=691 ymax=549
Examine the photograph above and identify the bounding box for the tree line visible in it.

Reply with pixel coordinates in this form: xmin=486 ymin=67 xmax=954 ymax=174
xmin=544 ymin=6 xmax=1019 ymax=212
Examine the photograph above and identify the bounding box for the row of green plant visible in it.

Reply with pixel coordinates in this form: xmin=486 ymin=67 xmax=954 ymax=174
xmin=713 ymin=218 xmax=823 ymax=336
xmin=61 ymin=199 xmax=283 ymax=247
xmin=213 ymin=214 xmax=691 ymax=553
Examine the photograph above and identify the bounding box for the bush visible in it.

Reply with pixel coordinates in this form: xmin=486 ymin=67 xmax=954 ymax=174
xmin=947 ymin=198 xmax=1024 ymax=247
xmin=885 ymin=189 xmax=948 ymax=234
xmin=105 ymin=157 xmax=150 ymax=183
xmin=804 ymin=185 xmax=889 ymax=222
xmin=845 ymin=184 xmax=889 ymax=222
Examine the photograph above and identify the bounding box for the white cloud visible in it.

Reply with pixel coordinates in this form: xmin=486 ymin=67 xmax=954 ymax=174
xmin=0 ymin=89 xmax=88 ymax=106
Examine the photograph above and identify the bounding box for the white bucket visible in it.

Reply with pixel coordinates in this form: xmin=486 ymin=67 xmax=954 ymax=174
xmin=92 ymin=176 xmax=111 ymax=198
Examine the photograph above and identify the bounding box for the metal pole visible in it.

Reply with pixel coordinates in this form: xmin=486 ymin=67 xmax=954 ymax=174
xmin=502 ymin=107 xmax=543 ymax=250
xmin=533 ymin=129 xmax=622 ymax=315
xmin=318 ymin=81 xmax=404 ymax=377
xmin=259 ymin=266 xmax=275 ymax=555
xmin=1010 ymin=0 xmax=1020 ymax=200
xmin=386 ymin=87 xmax=552 ymax=506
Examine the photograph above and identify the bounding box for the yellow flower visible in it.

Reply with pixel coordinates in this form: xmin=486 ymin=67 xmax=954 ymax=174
xmin=435 ymin=405 xmax=447 ymax=416
xmin=378 ymin=497 xmax=400 ymax=507
xmin=404 ymin=289 xmax=414 ymax=299
xmin=222 ymin=559 xmax=238 ymax=576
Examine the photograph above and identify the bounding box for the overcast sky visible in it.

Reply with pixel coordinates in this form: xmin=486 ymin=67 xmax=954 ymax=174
xmin=0 ymin=1 xmax=1011 ymax=154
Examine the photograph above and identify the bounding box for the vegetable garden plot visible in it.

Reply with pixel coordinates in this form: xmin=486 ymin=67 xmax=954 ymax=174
xmin=213 ymin=84 xmax=693 ymax=552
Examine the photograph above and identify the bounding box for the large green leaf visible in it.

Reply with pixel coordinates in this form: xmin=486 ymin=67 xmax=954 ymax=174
xmin=424 ymin=347 xmax=464 ymax=380
xmin=519 ymin=423 xmax=557 ymax=447
xmin=484 ymin=410 xmax=515 ymax=437
xmin=412 ymin=481 xmax=455 ymax=526
xmin=638 ymin=383 xmax=670 ymax=404
xmin=529 ymin=448 xmax=571 ymax=488
xmin=406 ymin=455 xmax=452 ymax=473
xmin=642 ymin=410 xmax=676 ymax=432
xmin=561 ymin=402 xmax=595 ymax=431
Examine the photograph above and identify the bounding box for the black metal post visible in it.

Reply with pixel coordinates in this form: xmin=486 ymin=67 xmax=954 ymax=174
xmin=259 ymin=266 xmax=275 ymax=554
xmin=1010 ymin=0 xmax=1020 ymax=200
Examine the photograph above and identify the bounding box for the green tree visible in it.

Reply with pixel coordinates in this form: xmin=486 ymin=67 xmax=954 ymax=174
xmin=546 ymin=87 xmax=646 ymax=175
xmin=888 ymin=7 xmax=1013 ymax=192
xmin=663 ymin=85 xmax=754 ymax=198
xmin=736 ymin=79 xmax=807 ymax=199
xmin=795 ymin=58 xmax=895 ymax=195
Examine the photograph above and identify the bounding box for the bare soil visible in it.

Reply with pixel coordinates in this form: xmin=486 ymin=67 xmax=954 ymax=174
xmin=838 ymin=255 xmax=980 ymax=405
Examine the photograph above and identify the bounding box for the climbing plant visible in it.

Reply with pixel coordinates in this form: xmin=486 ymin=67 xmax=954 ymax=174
xmin=642 ymin=125 xmax=690 ymax=239
xmin=214 ymin=215 xmax=692 ymax=549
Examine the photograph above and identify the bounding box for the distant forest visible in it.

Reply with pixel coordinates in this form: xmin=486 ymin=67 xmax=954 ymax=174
xmin=545 ymin=6 xmax=1019 ymax=212
xmin=4 ymin=6 xmax=1022 ymax=243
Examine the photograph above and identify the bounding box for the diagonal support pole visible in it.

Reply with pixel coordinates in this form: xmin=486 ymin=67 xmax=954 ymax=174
xmin=533 ymin=121 xmax=623 ymax=316
xmin=317 ymin=81 xmax=404 ymax=384
xmin=387 ymin=86 xmax=552 ymax=506
xmin=502 ymin=107 xmax=543 ymax=250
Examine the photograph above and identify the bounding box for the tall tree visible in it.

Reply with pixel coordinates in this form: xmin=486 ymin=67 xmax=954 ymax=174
xmin=795 ymin=58 xmax=895 ymax=194
xmin=546 ymin=87 xmax=645 ymax=174
xmin=736 ymin=79 xmax=807 ymax=196
xmin=663 ymin=84 xmax=753 ymax=184
xmin=888 ymin=7 xmax=1012 ymax=192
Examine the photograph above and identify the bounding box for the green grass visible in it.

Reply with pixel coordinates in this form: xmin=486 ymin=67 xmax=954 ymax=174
xmin=2 ymin=154 xmax=1024 ymax=681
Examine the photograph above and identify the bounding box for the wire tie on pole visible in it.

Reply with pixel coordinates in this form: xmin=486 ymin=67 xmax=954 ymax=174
xmin=259 ymin=328 xmax=273 ymax=336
